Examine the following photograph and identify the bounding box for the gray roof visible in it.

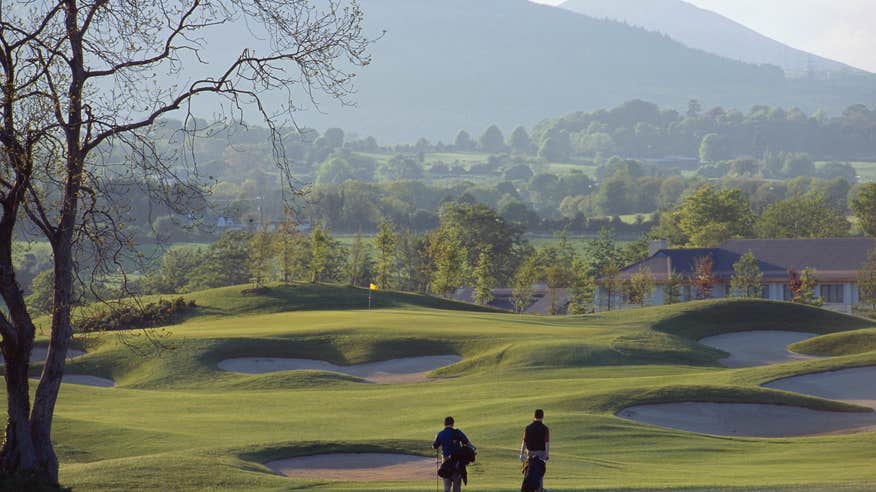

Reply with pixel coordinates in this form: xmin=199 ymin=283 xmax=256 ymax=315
xmin=616 ymin=237 xmax=876 ymax=282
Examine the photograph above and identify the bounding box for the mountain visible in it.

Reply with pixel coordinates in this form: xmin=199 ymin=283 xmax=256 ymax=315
xmin=189 ymin=0 xmax=876 ymax=142
xmin=559 ymin=0 xmax=863 ymax=77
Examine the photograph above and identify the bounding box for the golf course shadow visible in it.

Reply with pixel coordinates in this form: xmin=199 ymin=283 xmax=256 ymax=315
xmin=218 ymin=355 xmax=463 ymax=383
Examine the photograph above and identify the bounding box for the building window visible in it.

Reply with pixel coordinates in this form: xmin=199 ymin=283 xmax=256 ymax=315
xmin=783 ymin=284 xmax=793 ymax=301
xmin=761 ymin=284 xmax=770 ymax=299
xmin=820 ymin=284 xmax=845 ymax=304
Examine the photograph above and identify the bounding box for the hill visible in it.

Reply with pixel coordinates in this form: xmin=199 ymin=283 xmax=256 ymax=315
xmin=184 ymin=0 xmax=876 ymax=142
xmin=44 ymin=298 xmax=876 ymax=490
xmin=559 ymin=0 xmax=865 ymax=77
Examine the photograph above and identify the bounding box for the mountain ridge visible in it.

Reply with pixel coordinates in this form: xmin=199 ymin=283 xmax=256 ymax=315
xmin=559 ymin=0 xmax=866 ymax=76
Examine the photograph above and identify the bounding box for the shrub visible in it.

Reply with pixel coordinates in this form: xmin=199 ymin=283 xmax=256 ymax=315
xmin=76 ymin=297 xmax=195 ymax=333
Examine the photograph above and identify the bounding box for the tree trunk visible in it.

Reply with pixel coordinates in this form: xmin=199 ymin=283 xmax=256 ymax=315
xmin=29 ymin=250 xmax=75 ymax=484
xmin=0 ymin=346 xmax=38 ymax=476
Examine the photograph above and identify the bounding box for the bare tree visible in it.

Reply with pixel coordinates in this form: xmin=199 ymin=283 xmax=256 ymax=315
xmin=0 ymin=0 xmax=371 ymax=482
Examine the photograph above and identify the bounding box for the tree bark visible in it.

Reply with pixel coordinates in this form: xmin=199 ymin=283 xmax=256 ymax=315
xmin=29 ymin=251 xmax=74 ymax=483
xmin=0 ymin=346 xmax=38 ymax=476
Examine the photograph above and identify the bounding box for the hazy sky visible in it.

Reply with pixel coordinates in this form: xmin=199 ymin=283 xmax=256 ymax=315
xmin=531 ymin=0 xmax=876 ymax=72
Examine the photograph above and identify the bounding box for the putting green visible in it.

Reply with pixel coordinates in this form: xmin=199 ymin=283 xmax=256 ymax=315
xmin=12 ymin=284 xmax=876 ymax=490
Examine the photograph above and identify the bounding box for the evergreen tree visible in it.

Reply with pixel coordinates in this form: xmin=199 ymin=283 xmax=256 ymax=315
xmin=584 ymin=228 xmax=624 ymax=277
xmin=248 ymin=230 xmax=276 ymax=287
xmin=479 ymin=124 xmax=506 ymax=153
xmin=511 ymin=255 xmax=539 ymax=313
xmin=857 ymin=249 xmax=876 ymax=310
xmin=25 ymin=270 xmax=56 ymax=315
xmin=396 ymin=229 xmax=431 ymax=293
xmin=627 ymin=267 xmax=655 ymax=306
xmin=693 ymin=255 xmax=714 ymax=299
xmin=428 ymin=227 xmax=469 ymax=298
xmin=851 ymin=183 xmax=876 ymax=236
xmin=664 ymin=270 xmax=683 ymax=304
xmin=508 ymin=126 xmax=532 ymax=154
xmin=374 ymin=220 xmax=398 ymax=289
xmin=599 ymin=260 xmax=622 ymax=311
xmin=795 ymin=267 xmax=822 ymax=305
xmin=348 ymin=232 xmax=375 ymax=287
xmin=472 ymin=250 xmax=495 ymax=305
xmin=185 ymin=231 xmax=252 ymax=291
xmin=730 ymin=251 xmax=763 ymax=297
xmin=454 ymin=129 xmax=475 ymax=151
xmin=567 ymin=257 xmax=595 ymax=314
xmin=309 ymin=224 xmax=330 ymax=283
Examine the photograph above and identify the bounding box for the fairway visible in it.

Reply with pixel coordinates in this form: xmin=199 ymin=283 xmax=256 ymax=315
xmin=18 ymin=285 xmax=876 ymax=490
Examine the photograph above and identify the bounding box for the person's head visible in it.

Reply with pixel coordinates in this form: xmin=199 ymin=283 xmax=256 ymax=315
xmin=444 ymin=416 xmax=455 ymax=427
xmin=534 ymin=409 xmax=544 ymax=420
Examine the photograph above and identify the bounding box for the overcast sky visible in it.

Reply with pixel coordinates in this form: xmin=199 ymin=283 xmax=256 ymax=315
xmin=531 ymin=0 xmax=876 ymax=72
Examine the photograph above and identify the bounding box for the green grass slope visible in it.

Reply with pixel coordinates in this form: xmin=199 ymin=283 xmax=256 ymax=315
xmin=13 ymin=292 xmax=876 ymax=490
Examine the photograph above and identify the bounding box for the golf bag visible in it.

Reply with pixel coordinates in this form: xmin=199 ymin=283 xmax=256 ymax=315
xmin=521 ymin=456 xmax=546 ymax=492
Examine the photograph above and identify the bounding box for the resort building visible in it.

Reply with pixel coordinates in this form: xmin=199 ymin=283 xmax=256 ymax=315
xmin=597 ymin=238 xmax=876 ymax=313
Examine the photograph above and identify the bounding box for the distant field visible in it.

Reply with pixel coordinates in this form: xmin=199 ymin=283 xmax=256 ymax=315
xmin=546 ymin=161 xmax=599 ymax=176
xmin=34 ymin=285 xmax=876 ymax=490
xmin=822 ymin=161 xmax=876 ymax=182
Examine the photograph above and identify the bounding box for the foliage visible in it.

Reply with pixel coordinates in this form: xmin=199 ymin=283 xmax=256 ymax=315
xmin=851 ymin=183 xmax=876 ymax=236
xmin=428 ymin=226 xmax=469 ymax=298
xmin=508 ymin=126 xmax=532 ymax=154
xmin=796 ymin=268 xmax=822 ymax=306
xmin=436 ymin=202 xmax=526 ymax=284
xmin=664 ymin=270 xmax=684 ymax=304
xmin=693 ymin=255 xmax=715 ymax=299
xmin=145 ymin=246 xmax=206 ymax=294
xmin=479 ymin=125 xmax=506 ymax=153
xmin=730 ymin=251 xmax=764 ymax=297
xmin=566 ymin=258 xmax=595 ymax=314
xmin=347 ymin=233 xmax=375 ymax=288
xmin=626 ymin=267 xmax=655 ymax=306
xmin=755 ymin=193 xmax=849 ymax=238
xmin=185 ymin=232 xmax=252 ymax=292
xmin=76 ymin=298 xmax=195 ymax=333
xmin=374 ymin=220 xmax=398 ymax=289
xmin=511 ymin=255 xmax=539 ymax=313
xmin=248 ymin=231 xmax=276 ymax=288
xmin=664 ymin=185 xmax=754 ymax=246
xmin=308 ymin=224 xmax=347 ymax=283
xmin=472 ymin=251 xmax=495 ymax=306
xmin=599 ymin=260 xmax=623 ymax=311
xmin=857 ymin=249 xmax=876 ymax=310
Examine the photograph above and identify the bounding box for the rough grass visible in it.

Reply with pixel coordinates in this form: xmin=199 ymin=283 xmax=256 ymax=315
xmin=12 ymin=287 xmax=876 ymax=490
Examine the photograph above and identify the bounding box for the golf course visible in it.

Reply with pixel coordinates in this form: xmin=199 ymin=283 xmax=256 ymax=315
xmin=20 ymin=284 xmax=876 ymax=491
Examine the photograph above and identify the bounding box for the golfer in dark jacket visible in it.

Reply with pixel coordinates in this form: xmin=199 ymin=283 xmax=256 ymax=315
xmin=520 ymin=409 xmax=550 ymax=492
xmin=433 ymin=416 xmax=475 ymax=492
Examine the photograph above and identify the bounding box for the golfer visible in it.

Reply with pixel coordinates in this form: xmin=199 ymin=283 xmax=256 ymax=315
xmin=520 ymin=409 xmax=550 ymax=492
xmin=433 ymin=416 xmax=475 ymax=492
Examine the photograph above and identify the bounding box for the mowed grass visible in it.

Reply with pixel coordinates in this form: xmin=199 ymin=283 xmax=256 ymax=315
xmin=14 ymin=286 xmax=876 ymax=491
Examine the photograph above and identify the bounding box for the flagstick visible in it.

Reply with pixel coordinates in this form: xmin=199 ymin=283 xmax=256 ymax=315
xmin=368 ymin=288 xmax=372 ymax=310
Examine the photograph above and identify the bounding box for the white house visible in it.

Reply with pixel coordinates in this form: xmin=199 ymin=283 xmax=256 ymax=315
xmin=596 ymin=238 xmax=876 ymax=313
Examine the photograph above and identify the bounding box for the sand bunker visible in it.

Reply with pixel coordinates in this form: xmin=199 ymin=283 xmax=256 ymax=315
xmin=618 ymin=331 xmax=876 ymax=437
xmin=26 ymin=374 xmax=115 ymax=388
xmin=0 ymin=347 xmax=85 ymax=366
xmin=266 ymin=453 xmax=435 ymax=481
xmin=699 ymin=331 xmax=820 ymax=367
xmin=218 ymin=355 xmax=462 ymax=383
xmin=61 ymin=375 xmax=115 ymax=387
xmin=617 ymin=403 xmax=876 ymax=437
xmin=766 ymin=366 xmax=876 ymax=410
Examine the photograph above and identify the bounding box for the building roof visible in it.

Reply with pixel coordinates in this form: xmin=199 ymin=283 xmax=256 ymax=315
xmin=615 ymin=237 xmax=876 ymax=283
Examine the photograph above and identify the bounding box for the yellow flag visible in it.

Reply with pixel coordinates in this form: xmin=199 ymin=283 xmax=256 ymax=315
xmin=369 ymin=283 xmax=378 ymax=291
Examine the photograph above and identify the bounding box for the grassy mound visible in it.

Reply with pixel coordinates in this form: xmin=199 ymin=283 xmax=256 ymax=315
xmin=790 ymin=327 xmax=876 ymax=356
xmin=22 ymin=297 xmax=876 ymax=490
xmin=649 ymin=299 xmax=874 ymax=340
xmin=184 ymin=282 xmax=502 ymax=317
